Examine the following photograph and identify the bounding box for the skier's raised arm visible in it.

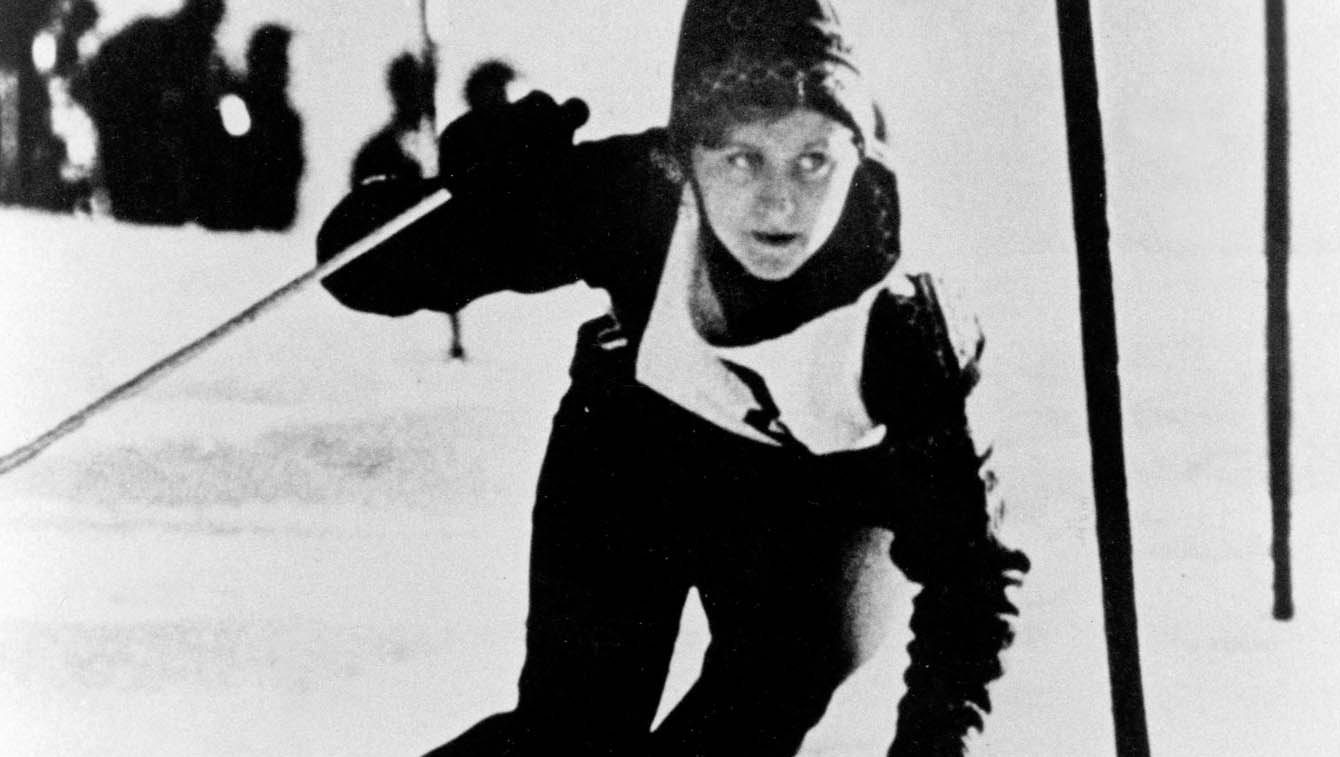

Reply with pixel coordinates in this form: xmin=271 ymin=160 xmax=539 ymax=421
xmin=315 ymin=91 xmax=677 ymax=318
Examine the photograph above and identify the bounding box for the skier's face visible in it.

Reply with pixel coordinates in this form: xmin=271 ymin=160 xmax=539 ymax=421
xmin=690 ymin=109 xmax=860 ymax=281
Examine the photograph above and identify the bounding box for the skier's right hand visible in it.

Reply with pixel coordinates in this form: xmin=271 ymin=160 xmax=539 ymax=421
xmin=437 ymin=90 xmax=589 ymax=197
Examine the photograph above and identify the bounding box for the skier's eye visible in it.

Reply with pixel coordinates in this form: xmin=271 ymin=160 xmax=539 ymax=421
xmin=795 ymin=151 xmax=832 ymax=178
xmin=726 ymin=150 xmax=761 ymax=172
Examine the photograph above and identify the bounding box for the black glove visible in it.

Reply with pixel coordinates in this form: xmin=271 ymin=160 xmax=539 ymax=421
xmin=315 ymin=176 xmax=447 ymax=316
xmin=437 ymin=90 xmax=589 ymax=197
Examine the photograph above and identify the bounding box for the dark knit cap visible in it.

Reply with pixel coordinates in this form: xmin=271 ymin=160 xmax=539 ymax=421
xmin=668 ymin=0 xmax=878 ymax=156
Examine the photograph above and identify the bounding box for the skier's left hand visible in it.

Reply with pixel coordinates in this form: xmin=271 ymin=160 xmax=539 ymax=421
xmin=316 ymin=175 xmax=446 ymax=317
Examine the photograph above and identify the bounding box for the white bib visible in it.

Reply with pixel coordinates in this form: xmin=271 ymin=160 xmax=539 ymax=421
xmin=635 ymin=189 xmax=888 ymax=455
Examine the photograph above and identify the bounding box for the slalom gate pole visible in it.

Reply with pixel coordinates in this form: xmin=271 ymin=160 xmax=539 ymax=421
xmin=1053 ymin=1 xmax=1153 ymax=755
xmin=417 ymin=0 xmax=441 ymax=175
xmin=0 ymin=187 xmax=451 ymax=477
xmin=1264 ymin=0 xmax=1294 ymax=622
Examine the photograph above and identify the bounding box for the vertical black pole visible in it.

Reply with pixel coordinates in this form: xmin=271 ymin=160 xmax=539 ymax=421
xmin=1053 ymin=2 xmax=1153 ymax=755
xmin=1264 ymin=0 xmax=1293 ymax=621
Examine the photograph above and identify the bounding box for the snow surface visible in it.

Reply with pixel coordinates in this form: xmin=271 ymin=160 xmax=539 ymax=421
xmin=3 ymin=1 xmax=1339 ymax=755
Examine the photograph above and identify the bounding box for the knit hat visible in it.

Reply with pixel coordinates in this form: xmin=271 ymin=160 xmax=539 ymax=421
xmin=668 ymin=0 xmax=880 ymax=157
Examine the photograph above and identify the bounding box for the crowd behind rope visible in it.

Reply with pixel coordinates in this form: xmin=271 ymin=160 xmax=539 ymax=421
xmin=0 ymin=0 xmax=303 ymax=230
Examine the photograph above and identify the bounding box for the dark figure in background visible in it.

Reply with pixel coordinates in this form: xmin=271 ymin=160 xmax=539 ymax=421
xmin=240 ymin=24 xmax=303 ymax=230
xmin=350 ymin=52 xmax=433 ymax=190
xmin=199 ymin=23 xmax=303 ymax=231
xmin=74 ymin=0 xmax=227 ymax=224
xmin=42 ymin=0 xmax=104 ymax=212
xmin=51 ymin=0 xmax=100 ymax=76
xmin=461 ymin=58 xmax=516 ymax=113
xmin=350 ymin=53 xmax=488 ymax=360
xmin=0 ymin=0 xmax=63 ymax=208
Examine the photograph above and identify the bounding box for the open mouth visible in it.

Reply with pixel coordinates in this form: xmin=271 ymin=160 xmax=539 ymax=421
xmin=751 ymin=231 xmax=800 ymax=247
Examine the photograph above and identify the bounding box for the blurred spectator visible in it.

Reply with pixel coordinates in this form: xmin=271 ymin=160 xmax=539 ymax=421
xmin=41 ymin=0 xmax=103 ymax=213
xmin=0 ymin=0 xmax=60 ymax=207
xmin=74 ymin=0 xmax=228 ymax=224
xmin=350 ymin=52 xmax=433 ymax=189
xmin=240 ymin=24 xmax=303 ymax=229
xmin=200 ymin=23 xmax=303 ymax=230
xmin=462 ymin=58 xmax=517 ymax=112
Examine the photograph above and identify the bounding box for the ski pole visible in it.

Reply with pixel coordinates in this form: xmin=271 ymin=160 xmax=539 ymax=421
xmin=0 ymin=186 xmax=451 ymax=477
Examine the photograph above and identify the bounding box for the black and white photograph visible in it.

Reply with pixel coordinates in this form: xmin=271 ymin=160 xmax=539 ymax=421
xmin=2 ymin=1 xmax=1337 ymax=754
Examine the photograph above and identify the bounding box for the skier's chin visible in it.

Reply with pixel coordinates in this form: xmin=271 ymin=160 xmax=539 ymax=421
xmin=738 ymin=242 xmax=808 ymax=281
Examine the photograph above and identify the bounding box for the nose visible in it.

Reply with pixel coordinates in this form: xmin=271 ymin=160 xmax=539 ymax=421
xmin=754 ymin=174 xmax=796 ymax=222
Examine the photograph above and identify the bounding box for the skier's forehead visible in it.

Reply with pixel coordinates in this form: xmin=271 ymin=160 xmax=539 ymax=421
xmin=718 ymin=110 xmax=852 ymax=150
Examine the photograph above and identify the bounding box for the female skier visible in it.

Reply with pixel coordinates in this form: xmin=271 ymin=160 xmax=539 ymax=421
xmin=317 ymin=1 xmax=1028 ymax=754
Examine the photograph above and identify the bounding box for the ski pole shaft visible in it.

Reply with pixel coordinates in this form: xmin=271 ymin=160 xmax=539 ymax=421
xmin=0 ymin=187 xmax=452 ymax=476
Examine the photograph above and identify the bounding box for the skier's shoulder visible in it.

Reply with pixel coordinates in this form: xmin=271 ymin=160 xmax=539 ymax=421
xmin=869 ymin=268 xmax=986 ymax=382
xmin=571 ymin=127 xmax=678 ymax=195
xmin=575 ymin=126 xmax=669 ymax=160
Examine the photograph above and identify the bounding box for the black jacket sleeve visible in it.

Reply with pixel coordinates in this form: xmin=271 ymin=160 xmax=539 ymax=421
xmin=861 ymin=274 xmax=1030 ymax=757
xmin=315 ymin=128 xmax=677 ymax=317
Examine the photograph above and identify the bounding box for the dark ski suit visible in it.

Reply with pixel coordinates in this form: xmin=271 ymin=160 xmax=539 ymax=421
xmin=316 ymin=119 xmax=1029 ymax=756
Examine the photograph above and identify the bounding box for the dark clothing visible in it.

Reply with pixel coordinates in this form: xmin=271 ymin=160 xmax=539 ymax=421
xmin=237 ymin=89 xmax=303 ymax=230
xmin=424 ymin=365 xmax=900 ymax=756
xmin=196 ymin=83 xmax=304 ymax=231
xmin=351 ymin=124 xmax=423 ymax=189
xmin=322 ymin=129 xmax=695 ymax=326
xmin=75 ymin=14 xmax=224 ymax=224
xmin=348 ymin=111 xmax=461 ymax=358
xmin=317 ymin=129 xmax=1027 ymax=755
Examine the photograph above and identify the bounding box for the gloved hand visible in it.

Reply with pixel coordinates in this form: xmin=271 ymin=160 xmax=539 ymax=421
xmin=316 ymin=176 xmax=446 ymax=316
xmin=437 ymin=90 xmax=589 ymax=197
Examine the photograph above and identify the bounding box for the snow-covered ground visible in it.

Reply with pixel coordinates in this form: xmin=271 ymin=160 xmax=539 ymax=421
xmin=3 ymin=1 xmax=1339 ymax=755
xmin=2 ymin=210 xmax=1337 ymax=757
